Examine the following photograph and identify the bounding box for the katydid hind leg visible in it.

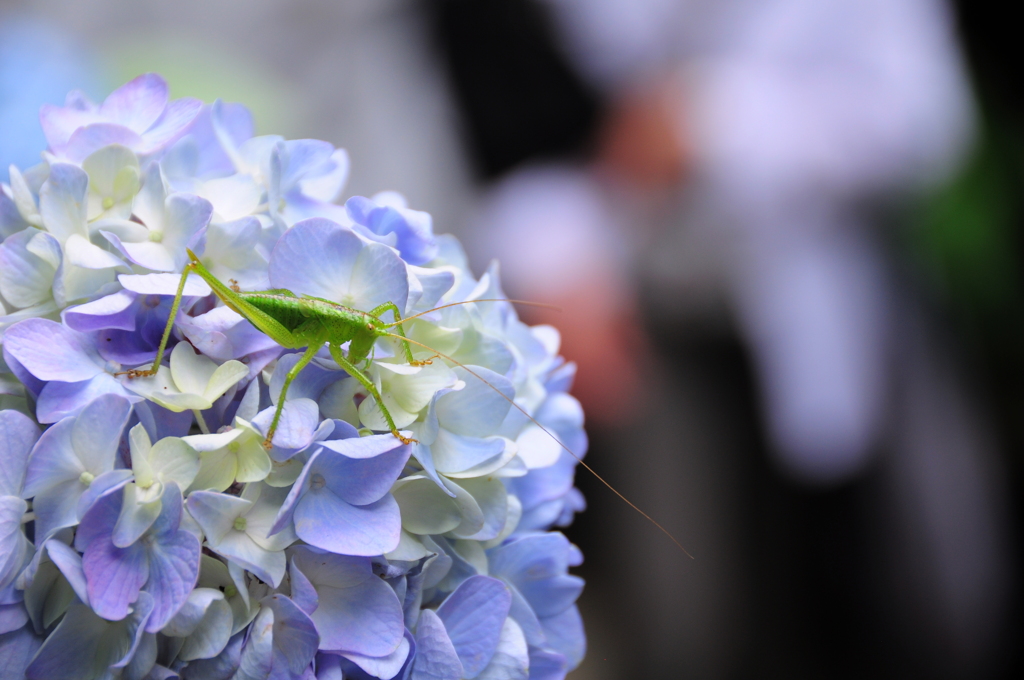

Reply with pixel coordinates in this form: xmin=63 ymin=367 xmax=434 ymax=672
xmin=327 ymin=343 xmax=416 ymax=445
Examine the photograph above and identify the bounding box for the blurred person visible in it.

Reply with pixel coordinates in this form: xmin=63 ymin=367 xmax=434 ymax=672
xmin=430 ymin=0 xmax=1017 ymax=678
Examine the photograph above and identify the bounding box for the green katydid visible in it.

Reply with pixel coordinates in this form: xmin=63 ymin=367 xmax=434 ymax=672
xmin=123 ymin=248 xmax=690 ymax=555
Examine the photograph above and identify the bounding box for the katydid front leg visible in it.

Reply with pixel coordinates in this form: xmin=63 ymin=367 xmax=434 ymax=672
xmin=327 ymin=342 xmax=416 ymax=445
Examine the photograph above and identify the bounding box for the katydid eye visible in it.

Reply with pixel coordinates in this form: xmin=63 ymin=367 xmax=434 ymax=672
xmin=367 ymin=323 xmax=375 ymax=331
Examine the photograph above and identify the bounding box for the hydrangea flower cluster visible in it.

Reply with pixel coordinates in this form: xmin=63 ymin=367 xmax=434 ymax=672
xmin=1 ymin=75 xmax=587 ymax=680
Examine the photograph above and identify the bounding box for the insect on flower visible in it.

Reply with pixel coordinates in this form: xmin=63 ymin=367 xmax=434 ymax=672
xmin=121 ymin=248 xmax=690 ymax=555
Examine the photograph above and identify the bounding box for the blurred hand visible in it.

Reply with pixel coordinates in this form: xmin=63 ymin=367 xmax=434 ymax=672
xmin=521 ymin=277 xmax=649 ymax=426
xmin=595 ymin=79 xmax=690 ymax=188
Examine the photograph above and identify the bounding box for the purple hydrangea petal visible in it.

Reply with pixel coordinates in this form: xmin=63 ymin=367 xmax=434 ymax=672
xmin=64 ymin=124 xmax=145 ymax=163
xmin=435 ymin=576 xmax=511 ymax=678
xmin=99 ymin=74 xmax=168 ymax=133
xmin=138 ymin=97 xmax=204 ymax=154
xmin=63 ymin=290 xmax=140 ymax=332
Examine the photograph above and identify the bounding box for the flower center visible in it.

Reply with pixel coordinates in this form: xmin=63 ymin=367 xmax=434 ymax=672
xmin=224 ymin=585 xmax=238 ymax=598
xmin=79 ymin=471 xmax=95 ymax=486
xmin=102 ymin=196 xmax=115 ymax=209
xmin=148 ymin=230 xmax=163 ymax=243
xmin=310 ymin=473 xmax=326 ymax=490
xmin=233 ymin=516 xmax=247 ymax=531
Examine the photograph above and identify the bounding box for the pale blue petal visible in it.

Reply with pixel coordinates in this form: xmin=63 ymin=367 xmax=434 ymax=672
xmin=338 ymin=634 xmax=410 ymax=680
xmin=295 ymin=490 xmax=401 ymax=557
xmin=143 ymin=525 xmax=201 ymax=632
xmin=524 ymin=648 xmax=566 ymax=680
xmin=474 ymin=619 xmax=527 ymax=680
xmin=2 ymin=318 xmax=103 ymax=382
xmin=539 ymin=606 xmax=585 ymax=670
xmin=435 ymin=367 xmax=513 ymax=438
xmin=45 ymin=540 xmax=90 ymax=606
xmin=0 ymin=624 xmax=41 ymax=678
xmin=411 ymin=609 xmax=462 ymax=680
xmin=82 ymin=535 xmax=148 ymax=621
xmin=76 ymin=469 xmax=133 ymax=522
xmin=179 ymin=629 xmax=244 ymax=680
xmin=261 ymin=593 xmax=320 ymax=676
xmin=235 ymin=606 xmax=274 ymax=680
xmin=0 ymin=497 xmax=29 ymax=589
xmin=436 ymin=576 xmax=511 ymax=678
xmin=38 ymin=163 xmax=88 ymax=241
xmin=36 ymin=373 xmax=138 ymax=425
xmin=112 ymin=485 xmax=163 ymax=548
xmin=429 ymin=430 xmax=504 ymax=476
xmin=269 ymin=218 xmax=361 ymax=302
xmin=25 ymin=593 xmax=154 ymax=680
xmin=252 ymin=398 xmax=319 ymax=453
xmin=289 ymin=556 xmax=319 ymax=616
xmin=308 ymin=571 xmax=403 ymax=655
xmin=317 ymin=436 xmax=410 ymax=506
xmin=0 ymin=410 xmax=39 ymax=496
xmin=347 ymin=240 xmax=410 ymax=313
xmin=71 ymin=393 xmax=132 ymax=472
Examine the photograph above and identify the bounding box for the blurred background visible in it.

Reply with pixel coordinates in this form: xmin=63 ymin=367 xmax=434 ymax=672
xmin=3 ymin=0 xmax=1023 ymax=677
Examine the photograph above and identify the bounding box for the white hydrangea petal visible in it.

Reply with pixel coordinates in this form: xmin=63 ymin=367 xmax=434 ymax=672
xmin=202 ymin=361 xmax=248 ymax=404
xmin=149 ymin=436 xmax=201 ymax=489
xmin=392 ymin=475 xmax=462 ymax=536
xmin=199 ymin=174 xmax=261 ymax=222
xmin=169 ymin=341 xmax=219 ymax=396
